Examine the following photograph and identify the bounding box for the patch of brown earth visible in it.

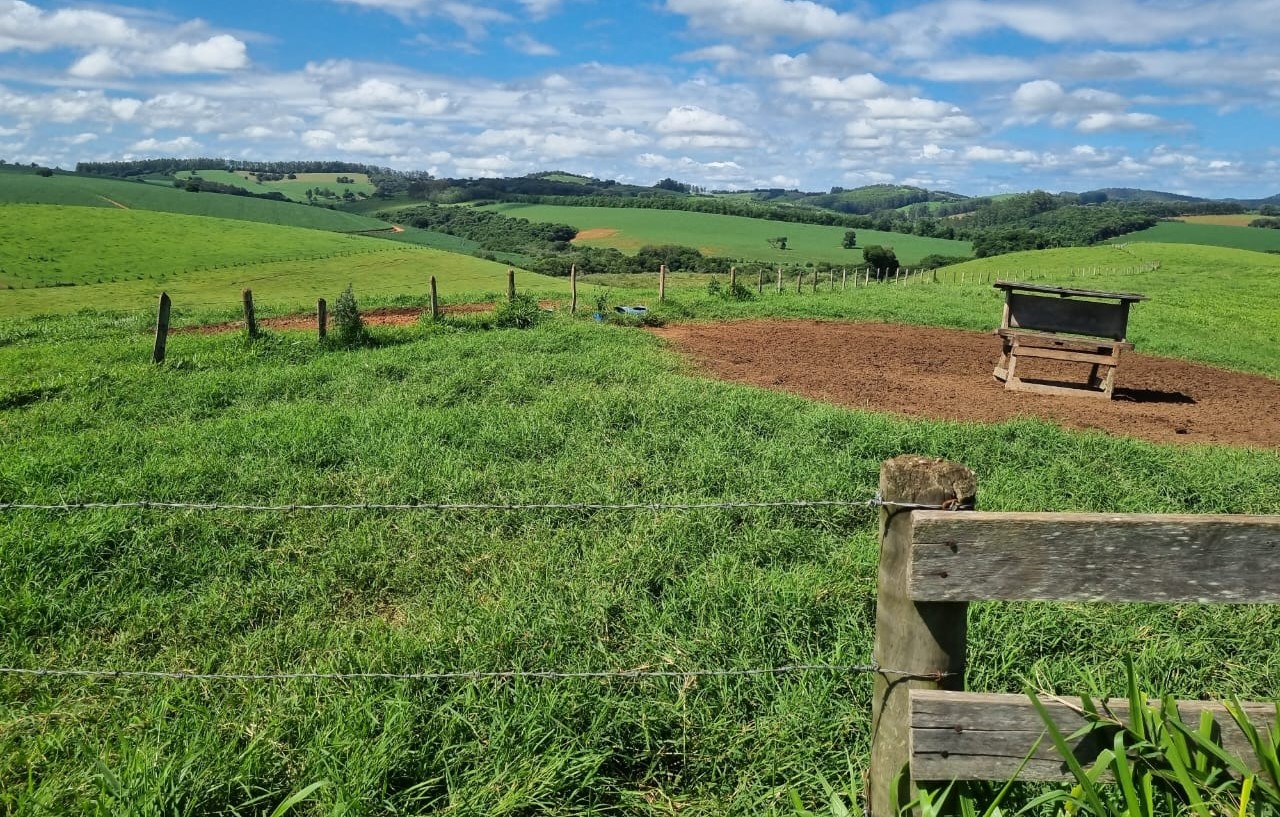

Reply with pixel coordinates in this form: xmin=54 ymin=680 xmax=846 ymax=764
xmin=573 ymin=228 xmax=619 ymax=241
xmin=650 ymin=319 xmax=1280 ymax=449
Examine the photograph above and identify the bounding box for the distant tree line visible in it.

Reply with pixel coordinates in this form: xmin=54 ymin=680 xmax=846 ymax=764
xmin=77 ymin=158 xmax=394 ymax=178
xmin=382 ymin=204 xmax=578 ymax=254
xmin=173 ymin=176 xmax=289 ymax=202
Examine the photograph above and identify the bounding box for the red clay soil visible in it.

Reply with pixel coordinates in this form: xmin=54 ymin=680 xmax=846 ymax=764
xmin=179 ymin=301 xmax=557 ymax=334
xmin=650 ymin=320 xmax=1280 ymax=449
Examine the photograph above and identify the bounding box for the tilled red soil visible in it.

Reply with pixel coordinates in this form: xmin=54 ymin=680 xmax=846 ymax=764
xmin=650 ymin=320 xmax=1280 ymax=449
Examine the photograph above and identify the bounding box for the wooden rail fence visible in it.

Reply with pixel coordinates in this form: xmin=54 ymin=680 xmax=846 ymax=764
xmin=868 ymin=455 xmax=1279 ymax=816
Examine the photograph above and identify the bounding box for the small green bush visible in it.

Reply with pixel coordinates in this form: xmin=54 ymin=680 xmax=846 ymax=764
xmin=706 ymin=278 xmax=723 ymax=296
xmin=494 ymin=293 xmax=543 ymax=329
xmin=332 ymin=284 xmax=366 ymax=346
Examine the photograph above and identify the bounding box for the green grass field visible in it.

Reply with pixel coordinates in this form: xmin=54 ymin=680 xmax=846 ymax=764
xmin=1109 ymin=220 xmax=1280 ymax=252
xmin=2 ymin=284 xmax=1278 ymax=815
xmin=174 ymin=170 xmax=377 ymax=202
xmin=0 ymin=166 xmax=388 ymax=232
xmin=482 ymin=202 xmax=972 ymax=265
xmin=1 ymin=208 xmax=1278 ymax=813
xmin=0 ymin=205 xmax=569 ymax=319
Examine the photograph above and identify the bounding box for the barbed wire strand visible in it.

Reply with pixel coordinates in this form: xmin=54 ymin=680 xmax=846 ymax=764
xmin=0 ymin=495 xmax=971 ymax=514
xmin=0 ymin=663 xmax=950 ymax=683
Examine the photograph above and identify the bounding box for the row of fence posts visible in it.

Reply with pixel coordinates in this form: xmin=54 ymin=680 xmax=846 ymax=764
xmin=152 ymin=268 xmax=524 ymax=364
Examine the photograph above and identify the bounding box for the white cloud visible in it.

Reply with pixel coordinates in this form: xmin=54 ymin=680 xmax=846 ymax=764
xmin=152 ymin=35 xmax=249 ymax=73
xmin=505 ymin=33 xmax=558 ymax=56
xmin=664 ymin=0 xmax=860 ymax=40
xmin=780 ymin=73 xmax=890 ymax=101
xmin=1076 ymin=111 xmax=1165 ymax=132
xmin=0 ymin=1 xmax=138 ymax=52
xmin=131 ymin=135 xmax=201 ymax=153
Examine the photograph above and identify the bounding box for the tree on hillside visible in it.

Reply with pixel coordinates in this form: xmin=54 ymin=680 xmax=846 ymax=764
xmin=842 ymin=229 xmax=857 ymax=248
xmin=767 ymin=236 xmax=789 ymax=250
xmin=862 ymin=244 xmax=898 ymax=274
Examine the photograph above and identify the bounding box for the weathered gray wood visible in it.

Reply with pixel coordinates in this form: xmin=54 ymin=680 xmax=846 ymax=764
xmin=994 ymin=280 xmax=1148 ymax=302
xmin=869 ymin=456 xmax=977 ymax=817
xmin=758 ymin=267 xmax=765 ymax=294
xmin=1010 ymin=345 xmax=1120 ymax=365
xmin=1007 ymin=292 xmax=1130 ymax=340
xmin=911 ymin=512 xmax=1280 ymax=604
xmin=429 ymin=277 xmax=438 ymax=320
xmin=317 ymin=298 xmax=327 ymax=340
xmin=730 ymin=266 xmax=737 ymax=290
xmin=570 ymin=264 xmax=577 ymax=314
xmin=659 ymin=264 xmax=667 ymax=302
xmin=1004 ymin=377 xmax=1111 ymax=399
xmin=776 ymin=266 xmax=782 ymax=293
xmin=507 ymin=269 xmax=516 ymax=302
xmin=911 ymin=690 xmax=1277 ymax=781
xmin=152 ymin=292 xmax=171 ymax=364
xmin=796 ymin=269 xmax=803 ymax=293
xmin=243 ymin=289 xmax=258 ymax=339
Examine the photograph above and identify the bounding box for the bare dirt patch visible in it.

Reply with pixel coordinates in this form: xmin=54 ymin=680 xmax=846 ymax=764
xmin=650 ymin=320 xmax=1280 ymax=449
xmin=573 ymin=228 xmax=620 ymax=241
xmin=178 ymin=301 xmax=559 ymax=335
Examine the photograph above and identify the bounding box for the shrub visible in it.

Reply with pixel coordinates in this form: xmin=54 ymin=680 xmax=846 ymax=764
xmin=494 ymin=293 xmax=543 ymax=329
xmin=706 ymin=278 xmax=723 ymax=296
xmin=332 ymin=284 xmax=366 ymax=345
xmin=728 ymin=280 xmax=756 ymax=301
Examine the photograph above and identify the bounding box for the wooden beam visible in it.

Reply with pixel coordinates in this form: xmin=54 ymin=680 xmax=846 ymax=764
xmin=911 ymin=512 xmax=1280 ymax=604
xmin=911 ymin=690 xmax=1277 ymax=782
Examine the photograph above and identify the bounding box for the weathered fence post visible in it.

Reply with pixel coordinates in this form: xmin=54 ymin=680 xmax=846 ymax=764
xmin=317 ymin=298 xmax=327 ymax=340
xmin=796 ymin=269 xmax=803 ymax=294
xmin=507 ymin=269 xmax=516 ymax=302
xmin=658 ymin=264 xmax=667 ymax=302
xmin=869 ymin=455 xmax=976 ymax=817
xmin=776 ymin=266 xmax=783 ymax=293
xmin=811 ymin=269 xmax=818 ymax=294
xmin=429 ymin=276 xmax=439 ymax=320
xmin=730 ymin=266 xmax=737 ymax=291
xmin=152 ymin=292 xmax=171 ymax=364
xmin=842 ymin=268 xmax=848 ymax=291
xmin=758 ymin=266 xmax=764 ymax=294
xmin=570 ymin=263 xmax=578 ymax=314
xmin=829 ymin=269 xmax=835 ymax=291
xmin=243 ymin=289 xmax=258 ymax=339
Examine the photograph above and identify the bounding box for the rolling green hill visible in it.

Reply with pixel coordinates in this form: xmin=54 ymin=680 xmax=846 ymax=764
xmin=173 ymin=169 xmax=377 ymax=203
xmin=1106 ymin=220 xmax=1280 ymax=253
xmin=482 ymin=203 xmax=971 ymax=265
xmin=0 ymin=205 xmax=568 ymax=319
xmin=0 ymin=165 xmax=389 ymax=232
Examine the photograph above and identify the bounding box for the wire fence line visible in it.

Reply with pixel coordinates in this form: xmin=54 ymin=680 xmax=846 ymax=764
xmin=0 ymin=494 xmax=972 ymax=514
xmin=0 ymin=663 xmax=951 ymax=684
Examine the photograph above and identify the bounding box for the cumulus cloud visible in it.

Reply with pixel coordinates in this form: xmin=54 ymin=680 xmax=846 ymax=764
xmin=664 ymin=0 xmax=861 ymax=40
xmin=0 ymin=1 xmax=138 ymax=52
xmin=131 ymin=135 xmax=201 ymax=153
xmin=505 ymin=33 xmax=558 ymax=56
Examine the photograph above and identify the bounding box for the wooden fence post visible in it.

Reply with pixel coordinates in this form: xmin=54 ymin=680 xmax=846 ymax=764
xmin=659 ymin=264 xmax=667 ymax=302
xmin=758 ymin=267 xmax=764 ymax=294
xmin=570 ymin=264 xmax=578 ymax=314
xmin=776 ymin=266 xmax=783 ymax=293
xmin=243 ymin=289 xmax=258 ymax=339
xmin=869 ymin=455 xmax=976 ymax=817
xmin=842 ymin=268 xmax=848 ymax=291
xmin=507 ymin=269 xmax=516 ymax=302
xmin=829 ymin=269 xmax=835 ymax=291
xmin=811 ymin=269 xmax=818 ymax=294
xmin=152 ymin=292 xmax=171 ymax=364
xmin=796 ymin=269 xmax=803 ymax=294
xmin=730 ymin=266 xmax=737 ymax=291
xmin=317 ymin=298 xmax=327 ymax=340
xmin=429 ymin=276 xmax=439 ymax=320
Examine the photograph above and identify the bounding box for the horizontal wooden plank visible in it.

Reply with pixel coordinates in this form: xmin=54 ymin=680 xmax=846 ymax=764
xmin=911 ymin=690 xmax=1276 ymax=782
xmin=1011 ymin=346 xmax=1117 ymax=365
xmin=911 ymin=512 xmax=1280 ymax=603
xmin=993 ymin=280 xmax=1148 ymax=301
xmin=1005 ymin=378 xmax=1109 ymax=399
xmin=996 ymin=328 xmax=1134 ymax=353
xmin=1007 ymin=293 xmax=1130 ymax=340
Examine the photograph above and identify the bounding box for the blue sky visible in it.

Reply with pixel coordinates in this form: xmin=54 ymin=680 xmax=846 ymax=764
xmin=2 ymin=0 xmax=1279 ymax=196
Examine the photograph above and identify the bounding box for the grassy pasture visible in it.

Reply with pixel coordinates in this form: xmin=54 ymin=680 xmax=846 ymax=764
xmin=482 ymin=202 xmax=973 ymax=265
xmin=174 ymin=170 xmax=377 ymax=202
xmin=1 ymin=296 xmax=1278 ymax=814
xmin=0 ymin=167 xmax=388 ymax=232
xmin=1109 ymin=219 xmax=1280 ymax=252
xmin=1175 ymin=214 xmax=1262 ymax=227
xmin=0 ymin=205 xmax=568 ymax=320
